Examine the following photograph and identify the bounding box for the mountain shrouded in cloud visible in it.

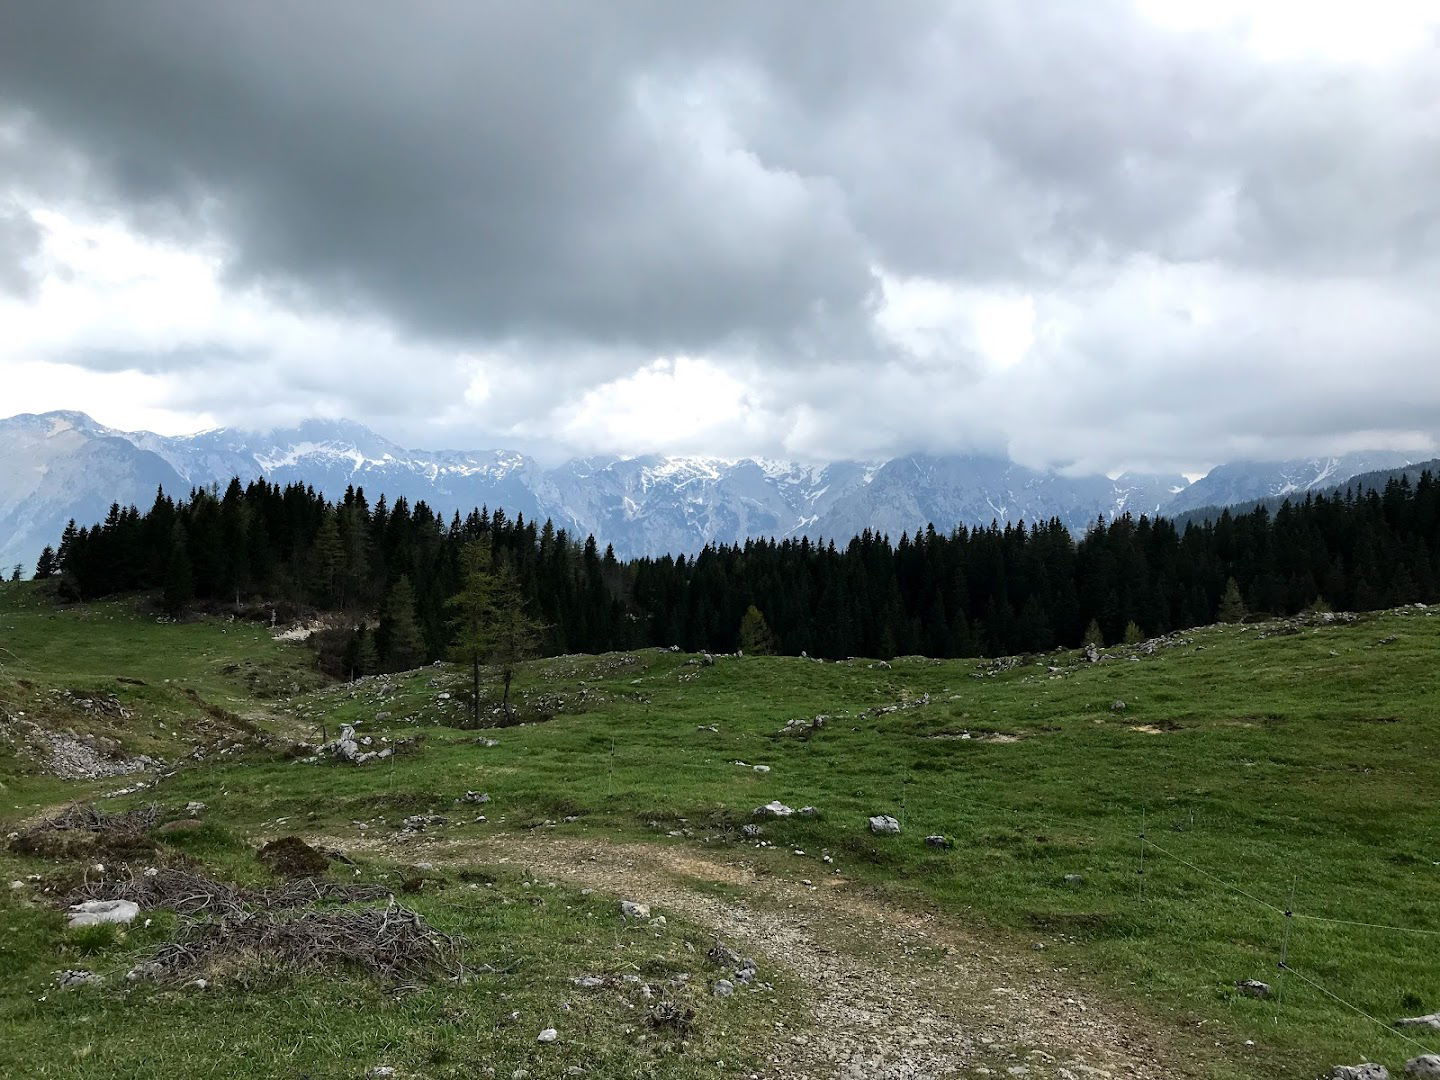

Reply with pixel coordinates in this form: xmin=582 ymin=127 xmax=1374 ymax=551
xmin=0 ymin=2 xmax=1437 ymax=472
xmin=0 ymin=409 xmax=1421 ymax=575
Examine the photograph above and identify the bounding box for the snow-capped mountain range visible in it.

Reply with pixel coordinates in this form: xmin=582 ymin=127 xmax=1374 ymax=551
xmin=0 ymin=410 xmax=1419 ymax=575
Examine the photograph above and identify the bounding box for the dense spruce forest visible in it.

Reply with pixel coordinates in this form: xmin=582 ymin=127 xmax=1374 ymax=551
xmin=33 ymin=471 xmax=1440 ymax=671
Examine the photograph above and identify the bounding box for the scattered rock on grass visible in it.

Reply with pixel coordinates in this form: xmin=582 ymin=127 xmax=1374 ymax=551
xmin=1329 ymin=1066 xmax=1390 ymax=1080
xmin=869 ymin=815 xmax=901 ymax=835
xmin=741 ymin=824 xmax=762 ymax=839
xmin=399 ymin=815 xmax=449 ymax=832
xmin=619 ymin=900 xmax=651 ymax=919
xmin=1406 ymin=1057 xmax=1440 ymax=1079
xmin=537 ymin=1027 xmax=559 ymax=1044
xmin=754 ymin=801 xmax=794 ymax=818
xmin=712 ymin=979 xmax=735 ymax=998
xmin=924 ymin=835 xmax=954 ymax=849
xmin=708 ymin=943 xmax=743 ymax=968
xmin=57 ymin=969 xmax=102 ymax=988
xmin=1062 ymin=873 xmax=1085 ymax=887
xmin=66 ymin=899 xmax=139 ymax=928
xmin=1398 ymin=1014 xmax=1440 ymax=1029
xmin=1235 ymin=979 xmax=1272 ymax=999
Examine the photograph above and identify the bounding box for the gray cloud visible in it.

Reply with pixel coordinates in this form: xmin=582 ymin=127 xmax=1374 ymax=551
xmin=0 ymin=1 xmax=1437 ymax=468
xmin=0 ymin=201 xmax=40 ymax=297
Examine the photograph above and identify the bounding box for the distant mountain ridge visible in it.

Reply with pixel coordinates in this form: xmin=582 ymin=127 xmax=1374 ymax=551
xmin=0 ymin=410 xmax=1423 ymax=575
xmin=1164 ymin=452 xmax=1417 ymax=514
xmin=1169 ymin=457 xmax=1440 ymax=530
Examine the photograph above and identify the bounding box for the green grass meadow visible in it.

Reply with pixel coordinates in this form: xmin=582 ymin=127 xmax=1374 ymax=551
xmin=3 ymin=580 xmax=1439 ymax=1077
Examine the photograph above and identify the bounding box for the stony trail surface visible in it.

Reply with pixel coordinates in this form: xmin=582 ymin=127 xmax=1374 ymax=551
xmin=337 ymin=829 xmax=1208 ymax=1080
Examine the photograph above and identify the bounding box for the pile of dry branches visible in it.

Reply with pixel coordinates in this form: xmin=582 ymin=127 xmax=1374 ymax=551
xmin=134 ymin=901 xmax=462 ymax=986
xmin=28 ymin=802 xmax=162 ymax=834
xmin=65 ymin=866 xmax=391 ymax=917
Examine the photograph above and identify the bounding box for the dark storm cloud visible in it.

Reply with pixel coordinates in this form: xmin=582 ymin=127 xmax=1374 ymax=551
xmin=5 ymin=1 xmax=1432 ymax=352
xmin=0 ymin=1 xmax=1437 ymax=467
xmin=0 ymin=2 xmax=888 ymax=352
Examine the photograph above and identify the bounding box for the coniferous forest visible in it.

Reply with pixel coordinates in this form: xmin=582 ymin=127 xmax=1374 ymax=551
xmin=35 ymin=471 xmax=1440 ymax=672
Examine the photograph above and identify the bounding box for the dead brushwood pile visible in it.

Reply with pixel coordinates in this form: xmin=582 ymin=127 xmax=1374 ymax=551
xmin=9 ymin=803 xmax=163 ymax=859
xmin=65 ymin=866 xmax=391 ymax=917
xmin=24 ymin=801 xmax=161 ymax=835
xmin=133 ymin=901 xmax=463 ymax=987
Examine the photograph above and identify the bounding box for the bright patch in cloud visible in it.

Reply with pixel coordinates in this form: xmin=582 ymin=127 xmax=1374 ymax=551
xmin=553 ymin=357 xmax=767 ymax=456
xmin=1135 ymin=0 xmax=1440 ymax=62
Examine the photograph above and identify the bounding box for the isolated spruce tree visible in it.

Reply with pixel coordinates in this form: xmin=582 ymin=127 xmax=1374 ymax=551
xmin=738 ymin=604 xmax=775 ymax=655
xmin=381 ymin=575 xmax=425 ymax=671
xmin=1218 ymin=577 xmax=1247 ymax=623
xmin=447 ymin=539 xmax=495 ymax=726
xmin=34 ymin=546 xmax=57 ymax=580
xmin=1123 ymin=620 xmax=1144 ymax=645
xmin=1082 ymin=618 xmax=1104 ymax=648
xmin=487 ymin=565 xmax=541 ymax=724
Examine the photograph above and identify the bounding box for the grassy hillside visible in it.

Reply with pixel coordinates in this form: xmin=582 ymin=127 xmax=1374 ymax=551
xmin=3 ymin=580 xmax=1439 ymax=1078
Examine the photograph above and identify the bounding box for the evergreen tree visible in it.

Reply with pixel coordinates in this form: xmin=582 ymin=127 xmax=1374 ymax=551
xmin=162 ymin=524 xmax=194 ymax=615
xmin=1218 ymin=577 xmax=1247 ymax=623
xmin=1123 ymin=620 xmax=1144 ymax=645
xmin=447 ymin=539 xmax=495 ymax=726
xmin=310 ymin=509 xmax=344 ymax=607
xmin=738 ymin=604 xmax=775 ymax=655
xmin=342 ymin=623 xmax=379 ymax=681
xmin=486 ymin=565 xmax=542 ymax=724
xmin=37 ymin=465 xmax=1440 ymax=665
xmin=381 ymin=575 xmax=425 ymax=671
xmin=34 ymin=546 xmax=57 ymax=579
xmin=1082 ymin=618 xmax=1104 ymax=648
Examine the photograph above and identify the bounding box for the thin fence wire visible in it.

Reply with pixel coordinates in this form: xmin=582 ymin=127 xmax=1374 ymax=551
xmin=1139 ymin=836 xmax=1440 ymax=1061
xmin=1279 ymin=962 xmax=1440 ymax=1059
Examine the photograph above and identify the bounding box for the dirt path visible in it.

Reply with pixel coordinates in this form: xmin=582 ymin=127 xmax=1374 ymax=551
xmin=343 ymin=829 xmax=1199 ymax=1080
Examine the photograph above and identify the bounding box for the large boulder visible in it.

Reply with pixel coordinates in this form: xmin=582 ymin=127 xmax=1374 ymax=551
xmin=1329 ymin=1067 xmax=1389 ymax=1080
xmin=753 ymin=801 xmax=794 ymax=818
xmin=869 ymin=815 xmax=901 ymax=835
xmin=1406 ymin=1058 xmax=1440 ymax=1079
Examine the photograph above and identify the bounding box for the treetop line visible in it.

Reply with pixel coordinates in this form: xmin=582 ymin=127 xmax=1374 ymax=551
xmin=26 ymin=470 xmax=1440 ymax=672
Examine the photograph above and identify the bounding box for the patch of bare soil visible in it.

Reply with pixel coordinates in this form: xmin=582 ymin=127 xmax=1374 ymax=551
xmin=338 ymin=829 xmax=1204 ymax=1080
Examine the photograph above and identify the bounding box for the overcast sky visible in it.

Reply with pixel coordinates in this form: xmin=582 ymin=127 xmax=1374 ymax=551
xmin=1 ymin=0 xmax=1438 ymax=473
